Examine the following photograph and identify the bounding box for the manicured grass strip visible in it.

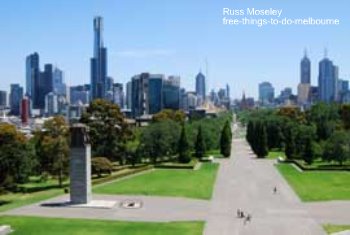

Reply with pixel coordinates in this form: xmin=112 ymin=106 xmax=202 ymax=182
xmin=267 ymin=151 xmax=285 ymax=160
xmin=323 ymin=224 xmax=350 ymax=234
xmin=94 ymin=163 xmax=219 ymax=200
xmin=0 ymin=189 xmax=63 ymax=213
xmin=276 ymin=164 xmax=350 ymax=201
xmin=0 ymin=216 xmax=204 ymax=235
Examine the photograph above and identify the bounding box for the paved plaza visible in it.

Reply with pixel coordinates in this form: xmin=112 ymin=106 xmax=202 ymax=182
xmin=1 ymin=133 xmax=349 ymax=234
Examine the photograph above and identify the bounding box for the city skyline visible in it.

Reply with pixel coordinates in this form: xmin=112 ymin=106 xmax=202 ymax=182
xmin=0 ymin=0 xmax=349 ymax=99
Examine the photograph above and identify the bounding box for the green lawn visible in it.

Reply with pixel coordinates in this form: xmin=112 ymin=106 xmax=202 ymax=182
xmin=0 ymin=216 xmax=204 ymax=235
xmin=94 ymin=163 xmax=219 ymax=200
xmin=323 ymin=224 xmax=350 ymax=234
xmin=267 ymin=150 xmax=285 ymax=160
xmin=276 ymin=164 xmax=350 ymax=201
xmin=0 ymin=166 xmax=151 ymax=213
xmin=0 ymin=189 xmax=63 ymax=212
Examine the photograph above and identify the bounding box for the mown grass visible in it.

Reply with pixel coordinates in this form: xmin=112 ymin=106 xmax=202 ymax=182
xmin=94 ymin=163 xmax=219 ymax=200
xmin=277 ymin=164 xmax=350 ymax=201
xmin=0 ymin=216 xmax=204 ymax=235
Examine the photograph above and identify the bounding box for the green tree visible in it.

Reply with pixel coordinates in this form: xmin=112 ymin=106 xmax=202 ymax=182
xmin=178 ymin=125 xmax=191 ymax=163
xmin=284 ymin=122 xmax=297 ymax=159
xmin=255 ymin=121 xmax=268 ymax=158
xmin=91 ymin=157 xmax=113 ymax=178
xmin=195 ymin=125 xmax=206 ymax=159
xmin=140 ymin=120 xmax=180 ymax=163
xmin=220 ymin=121 xmax=232 ymax=158
xmin=266 ymin=116 xmax=284 ymax=150
xmin=0 ymin=123 xmax=35 ymax=189
xmin=152 ymin=109 xmax=186 ymax=123
xmin=39 ymin=116 xmax=70 ymax=187
xmin=302 ymin=137 xmax=314 ymax=165
xmin=80 ymin=99 xmax=131 ymax=163
xmin=323 ymin=131 xmax=349 ymax=166
xmin=340 ymin=104 xmax=350 ymax=130
xmin=308 ymin=103 xmax=339 ymax=140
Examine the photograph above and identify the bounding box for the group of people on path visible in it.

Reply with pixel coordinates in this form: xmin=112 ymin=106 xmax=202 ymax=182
xmin=236 ymin=186 xmax=278 ymax=225
xmin=236 ymin=209 xmax=252 ymax=225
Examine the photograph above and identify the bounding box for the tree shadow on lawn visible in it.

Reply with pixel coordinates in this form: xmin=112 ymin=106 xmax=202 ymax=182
xmin=0 ymin=200 xmax=11 ymax=206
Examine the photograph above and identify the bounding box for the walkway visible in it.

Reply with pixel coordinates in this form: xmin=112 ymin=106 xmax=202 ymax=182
xmin=204 ymin=138 xmax=326 ymax=235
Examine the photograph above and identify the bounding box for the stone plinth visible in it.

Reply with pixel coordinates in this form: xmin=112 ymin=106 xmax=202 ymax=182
xmin=69 ymin=124 xmax=91 ymax=204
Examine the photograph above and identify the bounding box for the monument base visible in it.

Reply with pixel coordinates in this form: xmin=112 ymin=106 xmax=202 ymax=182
xmin=69 ymin=200 xmax=118 ymax=209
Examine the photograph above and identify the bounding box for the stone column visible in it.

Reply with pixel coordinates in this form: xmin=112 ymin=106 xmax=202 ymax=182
xmin=69 ymin=124 xmax=91 ymax=204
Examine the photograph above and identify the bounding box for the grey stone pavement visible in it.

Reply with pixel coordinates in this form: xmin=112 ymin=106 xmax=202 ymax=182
xmin=2 ymin=194 xmax=209 ymax=222
xmin=1 ymin=124 xmax=349 ymax=234
xmin=204 ymin=138 xmax=326 ymax=235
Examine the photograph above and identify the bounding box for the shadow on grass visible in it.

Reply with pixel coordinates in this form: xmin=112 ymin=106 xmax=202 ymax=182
xmin=0 ymin=200 xmax=11 ymax=206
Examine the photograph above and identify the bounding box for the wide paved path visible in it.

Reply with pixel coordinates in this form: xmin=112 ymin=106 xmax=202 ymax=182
xmin=204 ymin=138 xmax=326 ymax=235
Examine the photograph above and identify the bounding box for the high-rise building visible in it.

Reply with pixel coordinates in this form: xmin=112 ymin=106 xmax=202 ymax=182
xmin=259 ymin=82 xmax=275 ymax=105
xmin=53 ymin=67 xmax=66 ymax=96
xmin=36 ymin=64 xmax=54 ymax=110
xmin=226 ymin=84 xmax=230 ymax=99
xmin=338 ymin=79 xmax=349 ymax=103
xmin=298 ymin=50 xmax=311 ymax=106
xmin=297 ymin=84 xmax=310 ymax=105
xmin=318 ymin=55 xmax=338 ymax=103
xmin=21 ymin=97 xmax=30 ymax=125
xmin=45 ymin=92 xmax=58 ymax=116
xmin=26 ymin=52 xmax=40 ymax=100
xmin=148 ymin=75 xmax=163 ymax=115
xmin=163 ymin=76 xmax=180 ymax=110
xmin=195 ymin=72 xmax=206 ymax=104
xmin=183 ymin=92 xmax=197 ymax=110
xmin=112 ymin=83 xmax=124 ymax=108
xmin=126 ymin=81 xmax=132 ymax=109
xmin=90 ymin=16 xmax=108 ymax=100
xmin=106 ymin=77 xmax=114 ymax=92
xmin=0 ymin=90 xmax=7 ymax=108
xmin=10 ymin=84 xmax=23 ymax=115
xmin=70 ymin=85 xmax=89 ymax=105
xmin=131 ymin=73 xmax=164 ymax=117
xmin=300 ymin=50 xmax=311 ymax=84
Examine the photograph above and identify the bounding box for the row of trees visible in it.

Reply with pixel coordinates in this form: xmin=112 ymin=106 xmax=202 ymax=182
xmin=245 ymin=103 xmax=350 ymax=165
xmin=0 ymin=99 xmax=233 ymax=191
xmin=139 ymin=110 xmax=233 ymax=163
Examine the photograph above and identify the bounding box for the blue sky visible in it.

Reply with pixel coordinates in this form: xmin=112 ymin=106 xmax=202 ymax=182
xmin=0 ymin=0 xmax=349 ymax=99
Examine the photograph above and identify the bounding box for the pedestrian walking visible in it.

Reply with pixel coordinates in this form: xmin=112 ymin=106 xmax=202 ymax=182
xmin=273 ymin=186 xmax=277 ymax=194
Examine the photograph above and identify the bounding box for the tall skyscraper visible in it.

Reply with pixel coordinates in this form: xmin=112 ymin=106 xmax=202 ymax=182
xmin=36 ymin=64 xmax=54 ymax=110
xmin=0 ymin=90 xmax=7 ymax=108
xmin=226 ymin=84 xmax=230 ymax=99
xmin=163 ymin=76 xmax=180 ymax=110
xmin=195 ymin=71 xmax=206 ymax=103
xmin=70 ymin=85 xmax=89 ymax=105
xmin=112 ymin=83 xmax=124 ymax=108
xmin=259 ymin=82 xmax=275 ymax=105
xmin=318 ymin=53 xmax=338 ymax=103
xmin=126 ymin=81 xmax=132 ymax=109
xmin=53 ymin=67 xmax=66 ymax=96
xmin=131 ymin=73 xmax=164 ymax=117
xmin=90 ymin=16 xmax=108 ymax=100
xmin=26 ymin=52 xmax=40 ymax=99
xmin=298 ymin=50 xmax=311 ymax=105
xmin=10 ymin=84 xmax=23 ymax=115
xmin=300 ymin=50 xmax=311 ymax=84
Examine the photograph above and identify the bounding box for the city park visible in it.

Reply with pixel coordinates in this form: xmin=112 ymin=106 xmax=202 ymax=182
xmin=0 ymin=100 xmax=349 ymax=235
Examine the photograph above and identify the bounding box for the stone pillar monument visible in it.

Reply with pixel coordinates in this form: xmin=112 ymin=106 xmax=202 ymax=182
xmin=69 ymin=124 xmax=91 ymax=204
